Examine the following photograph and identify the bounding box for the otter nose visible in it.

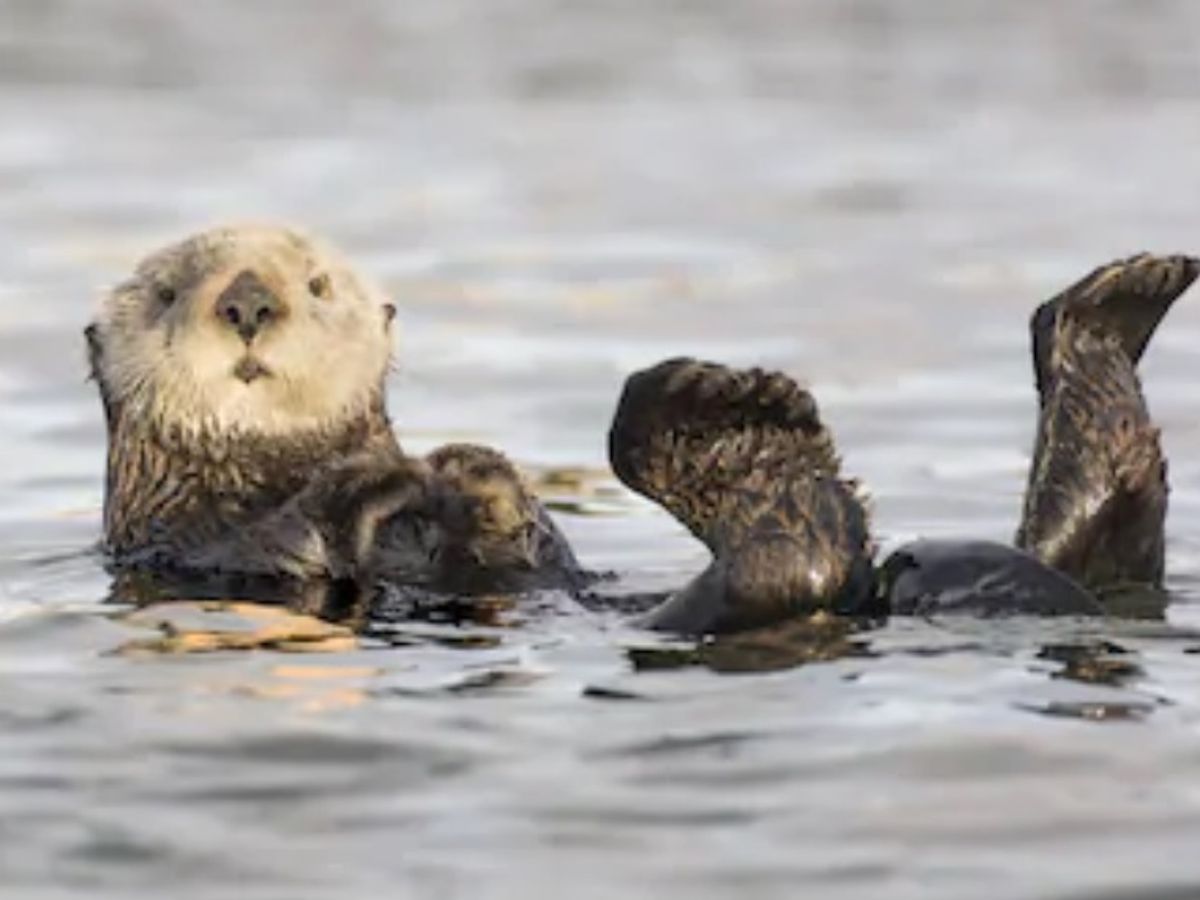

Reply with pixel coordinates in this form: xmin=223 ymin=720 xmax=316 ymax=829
xmin=216 ymin=270 xmax=283 ymax=343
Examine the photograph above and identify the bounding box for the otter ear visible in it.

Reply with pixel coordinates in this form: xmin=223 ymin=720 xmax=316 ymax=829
xmin=85 ymin=321 xmax=119 ymax=423
xmin=84 ymin=323 xmax=103 ymax=381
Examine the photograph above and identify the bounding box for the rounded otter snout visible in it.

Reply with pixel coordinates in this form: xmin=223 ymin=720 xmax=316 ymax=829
xmin=216 ymin=270 xmax=284 ymax=343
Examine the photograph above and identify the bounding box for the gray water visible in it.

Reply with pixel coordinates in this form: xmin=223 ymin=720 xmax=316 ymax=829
xmin=4 ymin=2 xmax=1200 ymax=898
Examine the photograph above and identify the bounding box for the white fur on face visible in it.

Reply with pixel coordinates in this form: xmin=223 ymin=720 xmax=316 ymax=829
xmin=93 ymin=224 xmax=395 ymax=438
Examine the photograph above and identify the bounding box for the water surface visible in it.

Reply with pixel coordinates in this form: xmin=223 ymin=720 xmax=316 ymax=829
xmin=4 ymin=2 xmax=1200 ymax=898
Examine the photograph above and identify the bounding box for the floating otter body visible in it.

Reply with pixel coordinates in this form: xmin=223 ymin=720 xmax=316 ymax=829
xmin=87 ymin=225 xmax=584 ymax=604
xmin=609 ymin=254 xmax=1199 ymax=633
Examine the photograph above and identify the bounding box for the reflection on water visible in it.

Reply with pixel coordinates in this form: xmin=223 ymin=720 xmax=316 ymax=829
xmin=110 ymin=601 xmax=359 ymax=657
xmin=1038 ymin=640 xmax=1143 ymax=687
xmin=628 ymin=614 xmax=876 ymax=675
xmin=4 ymin=1 xmax=1200 ymax=898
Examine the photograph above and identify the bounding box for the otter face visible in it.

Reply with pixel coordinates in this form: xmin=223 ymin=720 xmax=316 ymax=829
xmin=427 ymin=445 xmax=541 ymax=569
xmin=90 ymin=225 xmax=396 ymax=437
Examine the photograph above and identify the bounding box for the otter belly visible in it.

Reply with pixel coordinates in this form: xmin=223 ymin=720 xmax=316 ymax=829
xmin=878 ymin=540 xmax=1102 ymax=617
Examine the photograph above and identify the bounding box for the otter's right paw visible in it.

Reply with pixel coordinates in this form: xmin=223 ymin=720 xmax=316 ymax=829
xmin=300 ymin=455 xmax=434 ymax=580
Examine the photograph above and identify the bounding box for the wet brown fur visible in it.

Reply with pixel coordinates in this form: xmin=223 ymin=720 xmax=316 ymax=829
xmin=1016 ymin=254 xmax=1199 ymax=593
xmin=608 ymin=358 xmax=874 ymax=632
xmin=101 ymin=389 xmax=403 ymax=578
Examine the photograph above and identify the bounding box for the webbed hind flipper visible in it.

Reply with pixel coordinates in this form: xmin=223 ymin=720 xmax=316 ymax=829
xmin=1017 ymin=253 xmax=1199 ymax=594
xmin=609 ymin=358 xmax=839 ymax=546
xmin=609 ymin=358 xmax=875 ymax=634
xmin=1030 ymin=253 xmax=1199 ymax=401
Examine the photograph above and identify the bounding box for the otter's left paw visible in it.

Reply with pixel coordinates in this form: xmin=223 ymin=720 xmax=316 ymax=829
xmin=300 ymin=454 xmax=435 ymax=579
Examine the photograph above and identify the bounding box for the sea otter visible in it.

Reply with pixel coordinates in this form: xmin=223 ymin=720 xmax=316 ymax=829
xmin=87 ymin=224 xmax=584 ymax=604
xmin=88 ymin=230 xmax=1196 ymax=638
xmin=609 ymin=253 xmax=1199 ymax=633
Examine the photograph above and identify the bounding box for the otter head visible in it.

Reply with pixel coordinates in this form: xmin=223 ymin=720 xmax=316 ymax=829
xmin=426 ymin=444 xmax=543 ymax=574
xmin=88 ymin=224 xmax=396 ymax=439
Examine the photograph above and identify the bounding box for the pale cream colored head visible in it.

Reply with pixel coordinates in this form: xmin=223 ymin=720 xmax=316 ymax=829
xmin=90 ymin=224 xmax=396 ymax=438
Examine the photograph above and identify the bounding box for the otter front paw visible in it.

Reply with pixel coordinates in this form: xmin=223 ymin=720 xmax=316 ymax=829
xmin=300 ymin=455 xmax=435 ymax=580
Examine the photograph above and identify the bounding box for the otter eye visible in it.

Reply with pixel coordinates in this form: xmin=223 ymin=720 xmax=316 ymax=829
xmin=156 ymin=285 xmax=177 ymax=306
xmin=308 ymin=274 xmax=330 ymax=299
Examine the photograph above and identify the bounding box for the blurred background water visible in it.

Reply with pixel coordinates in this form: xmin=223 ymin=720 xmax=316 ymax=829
xmin=3 ymin=2 xmax=1200 ymax=898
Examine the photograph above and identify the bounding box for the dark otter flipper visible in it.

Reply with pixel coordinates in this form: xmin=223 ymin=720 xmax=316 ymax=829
xmin=1017 ymin=253 xmax=1199 ymax=594
xmin=609 ymin=358 xmax=839 ymax=544
xmin=609 ymin=358 xmax=874 ymax=634
xmin=1030 ymin=254 xmax=1199 ymax=401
